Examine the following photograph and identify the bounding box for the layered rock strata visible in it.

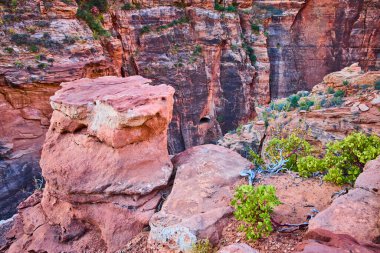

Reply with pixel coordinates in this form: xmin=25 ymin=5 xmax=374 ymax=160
xmin=0 ymin=0 xmax=121 ymax=219
xmin=4 ymin=76 xmax=175 ymax=253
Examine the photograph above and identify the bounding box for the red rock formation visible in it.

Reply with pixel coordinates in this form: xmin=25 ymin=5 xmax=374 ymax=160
xmin=1 ymin=0 xmax=379 ymax=220
xmin=0 ymin=0 xmax=120 ymax=219
xmin=4 ymin=76 xmax=175 ymax=253
xmin=264 ymin=0 xmax=380 ymax=98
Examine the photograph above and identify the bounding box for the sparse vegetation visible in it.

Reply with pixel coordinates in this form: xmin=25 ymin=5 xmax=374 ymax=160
xmin=251 ymin=23 xmax=260 ymax=34
xmin=334 ymin=90 xmax=345 ymax=98
xmin=76 ymin=0 xmax=111 ymax=37
xmin=191 ymin=239 xmax=213 ymax=253
xmin=375 ymin=79 xmax=380 ymax=90
xmin=296 ymin=132 xmax=380 ymax=185
xmin=265 ymin=133 xmax=312 ymax=171
xmin=343 ymin=80 xmax=349 ymax=86
xmin=121 ymin=2 xmax=141 ymax=10
xmin=327 ymin=87 xmax=335 ymax=94
xmin=214 ymin=0 xmax=238 ymax=12
xmin=231 ymin=185 xmax=281 ymax=240
xmin=4 ymin=47 xmax=14 ymax=54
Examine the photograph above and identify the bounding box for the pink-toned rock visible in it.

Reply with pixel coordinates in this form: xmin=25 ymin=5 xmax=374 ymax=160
xmin=6 ymin=76 xmax=175 ymax=253
xmin=218 ymin=243 xmax=259 ymax=253
xmin=296 ymin=229 xmax=380 ymax=253
xmin=355 ymin=156 xmax=380 ymax=195
xmin=308 ymin=157 xmax=380 ymax=245
xmin=359 ymin=103 xmax=370 ymax=112
xmin=148 ymin=144 xmax=251 ymax=252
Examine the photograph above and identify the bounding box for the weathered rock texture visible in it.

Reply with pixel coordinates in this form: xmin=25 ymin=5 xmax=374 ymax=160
xmin=0 ymin=0 xmax=120 ymax=219
xmin=148 ymin=144 xmax=251 ymax=252
xmin=308 ymin=156 xmax=380 ymax=245
xmin=1 ymin=0 xmax=379 ymax=219
xmin=265 ymin=0 xmax=380 ymax=98
xmin=4 ymin=76 xmax=175 ymax=253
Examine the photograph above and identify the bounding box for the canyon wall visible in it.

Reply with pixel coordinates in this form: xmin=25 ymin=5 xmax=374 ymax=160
xmin=0 ymin=0 xmax=379 ymax=219
xmin=265 ymin=0 xmax=380 ymax=98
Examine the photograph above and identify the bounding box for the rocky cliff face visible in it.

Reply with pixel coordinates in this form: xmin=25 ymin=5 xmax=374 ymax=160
xmin=5 ymin=76 xmax=175 ymax=253
xmin=265 ymin=0 xmax=380 ymax=98
xmin=0 ymin=0 xmax=379 ymax=219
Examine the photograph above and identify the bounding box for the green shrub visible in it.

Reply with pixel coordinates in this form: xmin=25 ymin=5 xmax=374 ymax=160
xmin=248 ymin=149 xmax=264 ymax=167
xmin=191 ymin=239 xmax=213 ymax=253
xmin=375 ymin=80 xmax=380 ymax=90
xmin=299 ymin=99 xmax=314 ymax=111
xmin=287 ymin=94 xmax=300 ymax=108
xmin=14 ymin=60 xmax=24 ymax=68
xmin=270 ymin=101 xmax=291 ymax=112
xmin=330 ymin=96 xmax=344 ymax=107
xmin=37 ymin=63 xmax=48 ymax=69
xmin=4 ymin=47 xmax=14 ymax=54
xmin=323 ymin=132 xmax=380 ymax=185
xmin=28 ymin=45 xmax=39 ymax=53
xmin=242 ymin=43 xmax=256 ymax=65
xmin=76 ymin=0 xmax=110 ymax=37
xmin=140 ymin=25 xmax=151 ymax=34
xmin=11 ymin=33 xmax=31 ymax=45
xmin=334 ymin=90 xmax=345 ymax=97
xmin=231 ymin=185 xmax=281 ymax=240
xmin=265 ymin=133 xmax=312 ymax=171
xmin=251 ymin=23 xmax=260 ymax=34
xmin=327 ymin=87 xmax=335 ymax=94
xmin=343 ymin=80 xmax=349 ymax=86
xmin=297 ymin=155 xmax=326 ymax=177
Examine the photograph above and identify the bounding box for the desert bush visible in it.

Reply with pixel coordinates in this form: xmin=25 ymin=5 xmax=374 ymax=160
xmin=265 ymin=133 xmax=312 ymax=171
xmin=231 ymin=185 xmax=281 ymax=240
xmin=251 ymin=23 xmax=260 ymax=34
xmin=287 ymin=94 xmax=300 ymax=108
xmin=375 ymin=80 xmax=380 ymax=90
xmin=76 ymin=0 xmax=110 ymax=37
xmin=299 ymin=99 xmax=314 ymax=111
xmin=334 ymin=90 xmax=345 ymax=97
xmin=327 ymin=87 xmax=335 ymax=94
xmin=191 ymin=239 xmax=213 ymax=253
xmin=323 ymin=132 xmax=380 ymax=184
xmin=296 ymin=132 xmax=380 ymax=185
xmin=140 ymin=25 xmax=151 ymax=34
xmin=343 ymin=80 xmax=349 ymax=86
xmin=248 ymin=149 xmax=264 ymax=167
xmin=297 ymin=155 xmax=326 ymax=177
xmin=4 ymin=47 xmax=14 ymax=54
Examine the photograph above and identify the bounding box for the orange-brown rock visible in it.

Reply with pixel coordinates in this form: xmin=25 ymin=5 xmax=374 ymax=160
xmin=5 ymin=76 xmax=175 ymax=253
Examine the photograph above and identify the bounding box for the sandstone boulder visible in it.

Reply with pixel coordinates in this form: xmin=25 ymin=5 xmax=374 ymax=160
xmin=148 ymin=144 xmax=251 ymax=252
xmin=6 ymin=76 xmax=175 ymax=253
xmin=308 ymin=157 xmax=380 ymax=245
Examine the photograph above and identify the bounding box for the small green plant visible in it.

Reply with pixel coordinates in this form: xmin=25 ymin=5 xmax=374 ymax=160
xmin=375 ymin=79 xmax=380 ymax=90
xmin=29 ymin=45 xmax=39 ymax=53
xmin=191 ymin=239 xmax=213 ymax=253
xmin=251 ymin=23 xmax=260 ymax=34
xmin=334 ymin=90 xmax=345 ymax=97
xmin=299 ymin=99 xmax=314 ymax=111
xmin=242 ymin=43 xmax=256 ymax=65
xmin=231 ymin=185 xmax=281 ymax=240
xmin=248 ymin=149 xmax=264 ymax=167
xmin=76 ymin=0 xmax=111 ymax=37
xmin=327 ymin=87 xmax=335 ymax=94
xmin=287 ymin=94 xmax=300 ymax=108
xmin=236 ymin=124 xmax=243 ymax=135
xmin=343 ymin=80 xmax=349 ymax=86
xmin=330 ymin=96 xmax=344 ymax=107
xmin=37 ymin=63 xmax=48 ymax=69
xmin=14 ymin=60 xmax=24 ymax=69
xmin=140 ymin=25 xmax=151 ymax=34
xmin=4 ymin=47 xmax=14 ymax=54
